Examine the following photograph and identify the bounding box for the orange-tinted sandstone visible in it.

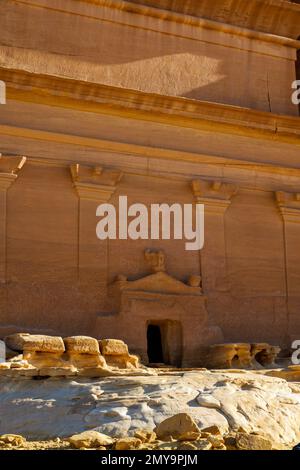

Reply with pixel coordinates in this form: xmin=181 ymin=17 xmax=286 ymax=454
xmin=0 ymin=1 xmax=299 ymax=366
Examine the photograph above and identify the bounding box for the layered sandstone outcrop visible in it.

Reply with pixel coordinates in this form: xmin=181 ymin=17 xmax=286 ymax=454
xmin=199 ymin=343 xmax=281 ymax=369
xmin=1 ymin=334 xmax=142 ymax=377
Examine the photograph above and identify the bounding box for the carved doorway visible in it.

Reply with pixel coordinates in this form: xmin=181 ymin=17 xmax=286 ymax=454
xmin=146 ymin=320 xmax=182 ymax=367
xmin=147 ymin=324 xmax=164 ymax=364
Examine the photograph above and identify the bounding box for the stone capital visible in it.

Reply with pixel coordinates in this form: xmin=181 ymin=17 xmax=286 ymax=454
xmin=0 ymin=154 xmax=26 ymax=190
xmin=191 ymin=179 xmax=237 ymax=214
xmin=276 ymin=191 xmax=300 ymax=224
xmin=70 ymin=164 xmax=123 ymax=202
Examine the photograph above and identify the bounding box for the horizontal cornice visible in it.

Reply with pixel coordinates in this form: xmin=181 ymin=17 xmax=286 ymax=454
xmin=101 ymin=0 xmax=300 ymax=39
xmin=12 ymin=0 xmax=300 ymax=48
xmin=1 ymin=68 xmax=300 ymax=146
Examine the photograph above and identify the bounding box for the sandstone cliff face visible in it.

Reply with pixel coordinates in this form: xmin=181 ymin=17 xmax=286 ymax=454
xmin=0 ymin=370 xmax=300 ymax=449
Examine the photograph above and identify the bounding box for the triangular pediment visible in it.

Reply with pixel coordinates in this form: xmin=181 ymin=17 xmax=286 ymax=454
xmin=120 ymin=271 xmax=201 ymax=295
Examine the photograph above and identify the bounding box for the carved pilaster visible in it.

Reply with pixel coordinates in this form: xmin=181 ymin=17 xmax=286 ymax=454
xmin=0 ymin=154 xmax=26 ymax=282
xmin=276 ymin=191 xmax=300 ymax=340
xmin=70 ymin=164 xmax=123 ymax=283
xmin=191 ymin=179 xmax=237 ymax=293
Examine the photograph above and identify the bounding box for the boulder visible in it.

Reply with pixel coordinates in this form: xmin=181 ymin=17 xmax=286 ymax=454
xmin=235 ymin=432 xmax=273 ymax=450
xmin=207 ymin=435 xmax=225 ymax=448
xmin=68 ymin=431 xmax=114 ymax=449
xmin=23 ymin=335 xmax=65 ymax=353
xmin=201 ymin=425 xmax=222 ymax=435
xmin=196 ymin=394 xmax=221 ymax=408
xmin=154 ymin=413 xmax=200 ymax=440
xmin=64 ymin=336 xmax=100 ymax=355
xmin=193 ymin=439 xmax=212 ymax=450
xmin=134 ymin=430 xmax=156 ymax=443
xmin=115 ymin=437 xmax=142 ymax=450
xmin=99 ymin=339 xmax=129 ymax=356
xmin=4 ymin=333 xmax=31 ymax=352
xmin=177 ymin=431 xmax=201 ymax=441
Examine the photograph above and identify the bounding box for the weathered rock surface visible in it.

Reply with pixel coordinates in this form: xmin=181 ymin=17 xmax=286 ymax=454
xmin=23 ymin=335 xmax=65 ymax=353
xmin=4 ymin=333 xmax=31 ymax=352
xmin=154 ymin=413 xmax=200 ymax=440
xmin=114 ymin=437 xmax=142 ymax=450
xmin=68 ymin=430 xmax=114 ymax=449
xmin=99 ymin=339 xmax=129 ymax=356
xmin=64 ymin=337 xmax=100 ymax=355
xmin=199 ymin=343 xmax=281 ymax=369
xmin=235 ymin=432 xmax=272 ymax=450
xmin=1 ymin=334 xmax=142 ymax=376
xmin=0 ymin=370 xmax=299 ymax=448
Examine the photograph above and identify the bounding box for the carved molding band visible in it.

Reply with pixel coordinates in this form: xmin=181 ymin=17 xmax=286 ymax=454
xmin=70 ymin=164 xmax=123 ymax=202
xmin=0 ymin=154 xmax=26 ymax=190
xmin=276 ymin=191 xmax=300 ymax=224
xmin=191 ymin=179 xmax=237 ymax=214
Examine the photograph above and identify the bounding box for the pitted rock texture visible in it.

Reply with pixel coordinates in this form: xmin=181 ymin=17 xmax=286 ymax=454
xmin=0 ymin=370 xmax=300 ymax=449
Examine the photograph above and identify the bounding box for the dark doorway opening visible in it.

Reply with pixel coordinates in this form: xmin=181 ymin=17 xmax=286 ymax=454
xmin=147 ymin=324 xmax=164 ymax=364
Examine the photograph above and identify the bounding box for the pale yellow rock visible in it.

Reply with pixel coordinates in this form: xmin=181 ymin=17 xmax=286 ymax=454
xmin=154 ymin=413 xmax=200 ymax=440
xmin=23 ymin=335 xmax=65 ymax=353
xmin=134 ymin=430 xmax=157 ymax=443
xmin=100 ymin=339 xmax=129 ymax=356
xmin=67 ymin=353 xmax=107 ymax=369
xmin=115 ymin=437 xmax=142 ymax=450
xmin=235 ymin=432 xmax=273 ymax=450
xmin=0 ymin=434 xmax=26 ymax=447
xmin=178 ymin=441 xmax=198 ymax=450
xmin=155 ymin=442 xmax=180 ymax=450
xmin=24 ymin=351 xmax=67 ymax=368
xmin=68 ymin=431 xmax=114 ymax=449
xmin=207 ymin=435 xmax=225 ymax=448
xmin=194 ymin=439 xmax=213 ymax=450
xmin=64 ymin=336 xmax=100 ymax=355
xmin=0 ymin=362 xmax=11 ymax=370
xmin=104 ymin=354 xmax=139 ymax=369
xmin=213 ymin=443 xmax=227 ymax=450
xmin=178 ymin=431 xmax=201 ymax=441
xmin=201 ymin=425 xmax=222 ymax=435
xmin=10 ymin=360 xmax=30 ymax=369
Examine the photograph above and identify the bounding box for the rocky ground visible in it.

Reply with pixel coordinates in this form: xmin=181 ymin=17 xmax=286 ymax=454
xmin=1 ymin=368 xmax=300 ymax=450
